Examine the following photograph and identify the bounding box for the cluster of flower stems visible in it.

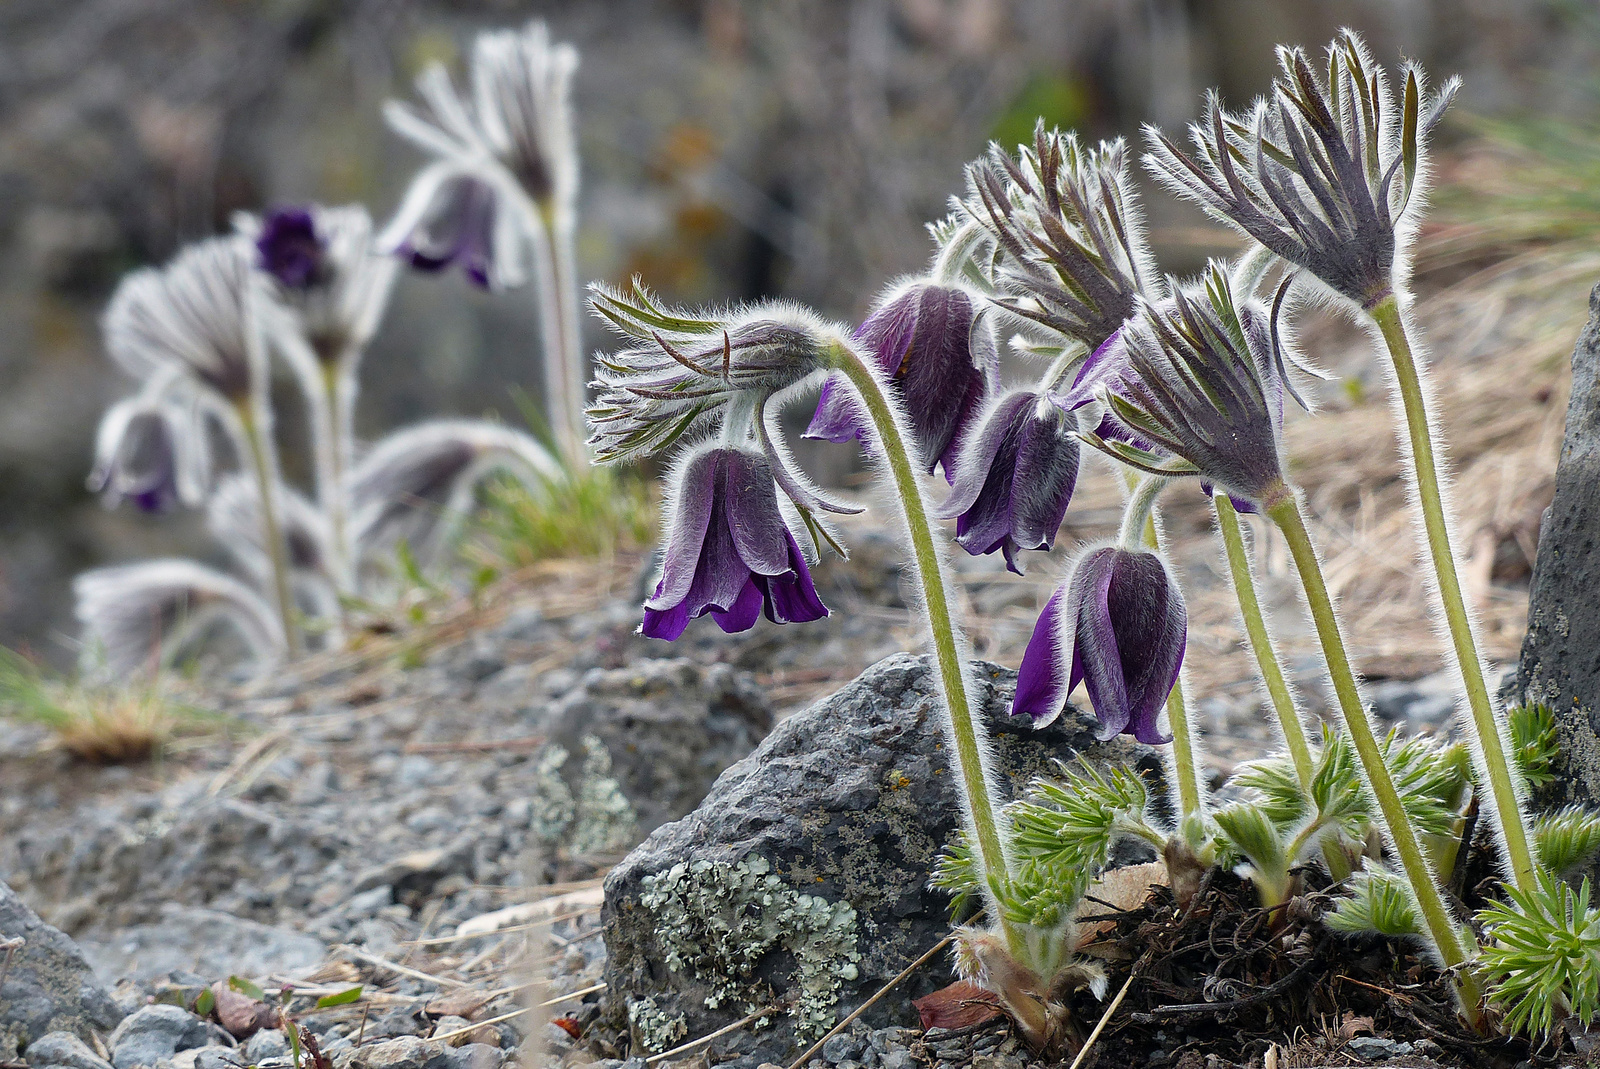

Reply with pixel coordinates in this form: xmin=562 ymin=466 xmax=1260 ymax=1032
xmin=584 ymin=29 xmax=1600 ymax=1044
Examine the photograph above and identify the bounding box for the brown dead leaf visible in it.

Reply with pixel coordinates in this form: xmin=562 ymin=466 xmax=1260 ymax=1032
xmin=208 ymin=981 xmax=276 ymax=1039
xmin=1074 ymin=861 xmax=1168 ymax=959
xmin=1336 ymin=1011 xmax=1375 ymax=1041
xmin=912 ymin=981 xmax=1004 ymax=1030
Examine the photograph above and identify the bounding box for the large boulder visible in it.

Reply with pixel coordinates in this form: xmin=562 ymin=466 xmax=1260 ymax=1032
xmin=1515 ymin=283 xmax=1600 ymax=816
xmin=0 ymin=881 xmax=122 ymax=1051
xmin=600 ymin=653 xmax=1160 ymax=1067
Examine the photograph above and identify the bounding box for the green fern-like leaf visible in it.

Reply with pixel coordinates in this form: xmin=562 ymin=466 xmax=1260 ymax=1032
xmin=1510 ymin=702 xmax=1559 ymax=789
xmin=1213 ymin=802 xmax=1292 ymax=906
xmin=1231 ymin=756 xmax=1307 ymax=826
xmin=1311 ymin=729 xmax=1369 ymax=838
xmin=932 ymin=833 xmax=981 ymax=919
xmin=1534 ymin=806 xmax=1600 ymax=875
xmin=1325 ymin=868 xmax=1423 ymax=939
xmin=992 ymin=858 xmax=1089 ymax=930
xmin=1008 ymin=760 xmax=1165 ymax=873
xmin=1385 ymin=731 xmax=1472 ymax=838
xmin=1479 ymin=872 xmax=1600 ymax=1039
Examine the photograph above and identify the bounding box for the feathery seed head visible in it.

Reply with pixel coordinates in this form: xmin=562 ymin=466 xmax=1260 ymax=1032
xmin=959 ymin=123 xmax=1162 ymax=354
xmin=1144 ymin=29 xmax=1459 ymax=308
xmin=103 ymin=236 xmax=265 ymax=403
xmin=587 ymin=279 xmax=836 ymax=465
xmin=471 ymin=21 xmax=579 ymax=209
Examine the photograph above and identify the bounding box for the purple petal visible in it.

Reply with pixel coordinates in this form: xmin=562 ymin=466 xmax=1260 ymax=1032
xmin=897 ymin=287 xmax=994 ymax=477
xmin=256 ymin=207 xmax=324 ymax=290
xmin=937 ymin=392 xmax=1036 ymax=521
xmin=1013 ymin=586 xmax=1070 ymax=725
xmin=803 ymin=375 xmax=868 ymax=445
xmin=711 ymin=578 xmax=764 ymax=633
xmin=397 ymin=176 xmax=499 ymax=290
xmin=1106 ymin=552 xmax=1186 ymax=745
xmin=645 ymin=450 xmax=718 ymax=611
xmin=721 ymin=451 xmax=793 ymax=576
xmin=1007 ymin=409 xmax=1079 ymax=550
xmin=641 ymin=600 xmax=691 ymax=641
xmin=1062 ymin=326 xmax=1133 ymax=410
xmin=1071 ymin=548 xmax=1133 ymax=739
xmin=758 ymin=532 xmax=829 ymax=624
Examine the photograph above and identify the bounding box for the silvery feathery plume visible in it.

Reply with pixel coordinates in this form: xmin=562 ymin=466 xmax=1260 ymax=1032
xmin=103 ymin=236 xmax=266 ymax=406
xmin=1081 ymin=263 xmax=1291 ymax=510
xmin=379 ymin=20 xmax=577 ymax=289
xmin=1144 ymin=30 xmax=1459 ymax=309
xmin=74 ymin=560 xmax=284 ymax=676
xmin=956 ymin=123 xmax=1163 ymax=355
xmin=88 ymin=382 xmax=212 ymax=512
xmin=346 ymin=420 xmax=562 ymax=565
xmin=587 ymin=280 xmax=835 ymax=466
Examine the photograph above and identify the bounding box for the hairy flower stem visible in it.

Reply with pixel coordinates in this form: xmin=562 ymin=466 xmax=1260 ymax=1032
xmin=827 ymin=339 xmax=1021 ymax=954
xmin=235 ymin=402 xmax=302 ymax=658
xmin=1369 ymin=296 xmax=1535 ymax=891
xmin=1121 ymin=472 xmax=1204 ymax=824
xmin=311 ymin=362 xmax=355 ymax=593
xmin=533 ymin=199 xmax=588 ymax=470
xmin=1213 ymin=493 xmax=1313 ymax=793
xmin=1268 ymin=491 xmax=1481 ymax=1023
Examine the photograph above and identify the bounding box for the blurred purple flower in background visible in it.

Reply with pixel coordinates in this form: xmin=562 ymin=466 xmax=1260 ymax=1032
xmin=1013 ymin=544 xmax=1186 ymax=744
xmin=642 ymin=447 xmax=828 ymax=641
xmin=255 ymin=208 xmax=325 ymax=291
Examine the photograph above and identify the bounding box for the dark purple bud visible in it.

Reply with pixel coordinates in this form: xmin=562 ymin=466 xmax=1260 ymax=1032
xmin=641 ymin=447 xmax=828 ymax=640
xmin=395 ymin=176 xmax=499 ymax=290
xmin=256 ymin=208 xmax=326 ymax=291
xmin=805 ymin=281 xmax=996 ymax=479
xmin=1013 ymin=544 xmax=1186 ymax=744
xmin=936 ymin=391 xmax=1079 ymax=574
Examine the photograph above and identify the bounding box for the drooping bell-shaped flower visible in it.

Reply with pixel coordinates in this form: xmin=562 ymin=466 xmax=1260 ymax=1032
xmin=74 ymin=559 xmax=284 ymax=676
xmin=936 ymin=390 xmax=1079 ymax=573
xmin=956 ymin=124 xmax=1162 ymax=354
xmin=642 ymin=446 xmax=828 ymax=641
xmin=241 ymin=204 xmax=399 ymax=366
xmin=346 ymin=420 xmax=562 ymax=563
xmin=1143 ymin=30 xmax=1459 ymax=309
xmin=804 ymin=280 xmax=997 ymax=478
xmin=587 ymin=279 xmax=834 ymax=465
xmin=379 ymin=20 xmax=578 ymax=289
xmin=1013 ymin=544 xmax=1187 ymax=744
xmin=1081 ymin=263 xmax=1292 ymax=510
xmin=88 ymin=386 xmax=211 ymax=513
xmin=103 ymin=236 xmax=265 ymax=405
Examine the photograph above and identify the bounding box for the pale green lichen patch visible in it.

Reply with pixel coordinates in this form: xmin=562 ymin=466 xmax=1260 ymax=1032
xmin=638 ymin=855 xmax=861 ymax=1039
xmin=627 ymin=996 xmax=688 ymax=1053
xmin=527 ymin=736 xmax=639 ymax=855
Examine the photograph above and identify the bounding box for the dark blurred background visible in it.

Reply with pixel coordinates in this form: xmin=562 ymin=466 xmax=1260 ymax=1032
xmin=0 ymin=0 xmax=1594 ymax=663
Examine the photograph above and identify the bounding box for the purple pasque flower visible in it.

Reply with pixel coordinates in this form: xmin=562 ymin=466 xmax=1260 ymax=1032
xmin=958 ymin=124 xmax=1162 ymax=354
xmin=642 ymin=446 xmax=828 ymax=640
xmin=1012 ymin=544 xmax=1186 ymax=744
xmin=1081 ymin=263 xmax=1292 ymax=510
xmin=935 ymin=390 xmax=1079 ymax=573
xmin=255 ymin=208 xmax=325 ymax=291
xmin=1143 ymin=30 xmax=1459 ymax=309
xmin=390 ymin=175 xmax=504 ymax=290
xmin=805 ymin=280 xmax=997 ymax=479
xmin=88 ymin=388 xmax=205 ymax=513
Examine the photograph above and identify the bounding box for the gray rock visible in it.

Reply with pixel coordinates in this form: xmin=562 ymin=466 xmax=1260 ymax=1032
xmin=79 ymin=907 xmax=326 ymax=985
xmin=242 ymin=1030 xmax=289 ymax=1063
xmin=1516 ymin=283 xmax=1600 ymax=823
xmin=0 ymin=881 xmax=123 ymax=1048
xmin=600 ymin=653 xmax=1158 ymax=1067
xmin=1345 ymin=1035 xmax=1412 ymax=1061
xmin=106 ymin=1006 xmax=211 ymax=1069
xmin=820 ymin=1034 xmax=863 ymax=1064
xmin=334 ymin=1036 xmax=461 ymax=1069
xmin=878 ymin=1052 xmax=916 ymax=1069
xmin=23 ymin=1031 xmax=113 ymax=1069
xmin=540 ymin=658 xmax=774 ymax=835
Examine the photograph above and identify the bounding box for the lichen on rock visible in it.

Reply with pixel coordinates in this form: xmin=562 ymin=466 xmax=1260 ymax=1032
xmin=638 ymin=855 xmax=859 ymax=1039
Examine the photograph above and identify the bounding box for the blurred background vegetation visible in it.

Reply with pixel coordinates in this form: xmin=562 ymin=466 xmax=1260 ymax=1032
xmin=1 ymin=0 xmax=1598 ymax=664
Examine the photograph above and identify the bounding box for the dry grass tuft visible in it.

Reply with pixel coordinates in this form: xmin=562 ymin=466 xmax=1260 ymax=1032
xmin=0 ymin=650 xmax=224 ymax=764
